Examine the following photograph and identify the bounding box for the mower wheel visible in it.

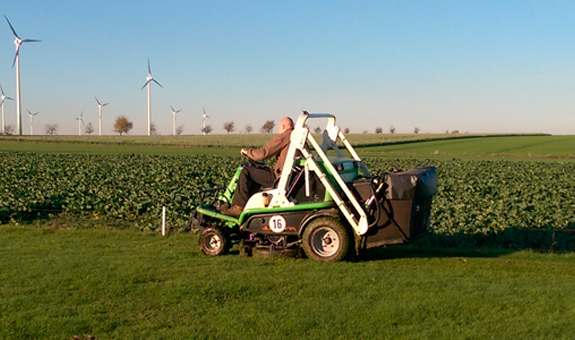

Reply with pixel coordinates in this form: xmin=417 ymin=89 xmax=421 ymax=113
xmin=199 ymin=227 xmax=231 ymax=256
xmin=302 ymin=217 xmax=353 ymax=262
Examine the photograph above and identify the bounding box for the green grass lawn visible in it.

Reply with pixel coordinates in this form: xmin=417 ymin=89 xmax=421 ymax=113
xmin=0 ymin=133 xmax=466 ymax=148
xmin=0 ymin=141 xmax=239 ymax=155
xmin=1 ymin=226 xmax=574 ymax=339
xmin=0 ymin=133 xmax=449 ymax=156
xmin=1 ymin=134 xmax=572 ymax=159
xmin=360 ymin=135 xmax=575 ymax=158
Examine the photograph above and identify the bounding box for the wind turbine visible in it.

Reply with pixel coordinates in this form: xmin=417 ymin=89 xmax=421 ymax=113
xmin=95 ymin=97 xmax=108 ymax=136
xmin=1 ymin=83 xmax=14 ymax=134
xmin=202 ymin=107 xmax=210 ymax=135
xmin=140 ymin=59 xmax=162 ymax=136
xmin=171 ymin=106 xmax=181 ymax=135
xmin=5 ymin=16 xmax=41 ymax=136
xmin=75 ymin=111 xmax=85 ymax=136
xmin=27 ymin=109 xmax=38 ymax=135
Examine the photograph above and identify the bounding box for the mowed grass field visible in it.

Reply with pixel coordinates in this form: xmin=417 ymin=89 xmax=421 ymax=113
xmin=360 ymin=135 xmax=575 ymax=158
xmin=0 ymin=133 xmax=456 ymax=156
xmin=1 ymin=226 xmax=575 ymax=339
xmin=1 ymin=133 xmax=573 ymax=159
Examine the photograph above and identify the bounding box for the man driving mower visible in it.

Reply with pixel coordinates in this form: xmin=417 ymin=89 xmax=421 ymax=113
xmin=222 ymin=116 xmax=294 ymax=217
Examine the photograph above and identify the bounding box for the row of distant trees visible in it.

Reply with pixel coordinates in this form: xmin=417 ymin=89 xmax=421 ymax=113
xmin=219 ymin=120 xmax=276 ymax=135
xmin=1 ymin=118 xmax=457 ymax=136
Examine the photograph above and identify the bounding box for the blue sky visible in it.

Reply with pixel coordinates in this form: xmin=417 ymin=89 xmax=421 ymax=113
xmin=1 ymin=1 xmax=574 ymax=135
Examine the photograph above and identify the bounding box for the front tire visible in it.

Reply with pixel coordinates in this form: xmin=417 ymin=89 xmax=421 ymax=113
xmin=199 ymin=227 xmax=231 ymax=256
xmin=302 ymin=217 xmax=353 ymax=262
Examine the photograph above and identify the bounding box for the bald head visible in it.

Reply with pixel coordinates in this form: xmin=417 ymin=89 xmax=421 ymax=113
xmin=278 ymin=117 xmax=294 ymax=134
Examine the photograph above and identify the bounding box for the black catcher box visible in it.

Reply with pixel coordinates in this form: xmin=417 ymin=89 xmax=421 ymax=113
xmin=363 ymin=167 xmax=437 ymax=248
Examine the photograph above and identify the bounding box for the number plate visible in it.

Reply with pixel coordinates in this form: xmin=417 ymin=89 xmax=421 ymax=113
xmin=269 ymin=215 xmax=287 ymax=233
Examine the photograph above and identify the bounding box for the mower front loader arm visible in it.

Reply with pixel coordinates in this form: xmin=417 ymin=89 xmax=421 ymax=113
xmin=301 ymin=135 xmax=369 ymax=236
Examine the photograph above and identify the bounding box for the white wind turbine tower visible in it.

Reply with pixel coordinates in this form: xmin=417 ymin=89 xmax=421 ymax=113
xmin=171 ymin=106 xmax=181 ymax=135
xmin=141 ymin=59 xmax=163 ymax=136
xmin=95 ymin=97 xmax=108 ymax=136
xmin=0 ymin=83 xmax=14 ymax=134
xmin=202 ymin=107 xmax=210 ymax=135
xmin=75 ymin=111 xmax=85 ymax=136
xmin=5 ymin=16 xmax=41 ymax=136
xmin=27 ymin=109 xmax=38 ymax=135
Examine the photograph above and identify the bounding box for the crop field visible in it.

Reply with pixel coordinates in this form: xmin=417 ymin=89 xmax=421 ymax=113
xmin=2 ymin=152 xmax=575 ymax=249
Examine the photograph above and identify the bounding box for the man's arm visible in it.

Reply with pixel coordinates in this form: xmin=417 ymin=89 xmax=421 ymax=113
xmin=244 ymin=133 xmax=286 ymax=161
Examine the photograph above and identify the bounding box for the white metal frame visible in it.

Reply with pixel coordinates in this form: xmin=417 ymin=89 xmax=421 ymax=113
xmin=245 ymin=111 xmax=371 ymax=236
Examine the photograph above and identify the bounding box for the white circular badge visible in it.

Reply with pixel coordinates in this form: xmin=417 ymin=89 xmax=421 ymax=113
xmin=269 ymin=215 xmax=287 ymax=233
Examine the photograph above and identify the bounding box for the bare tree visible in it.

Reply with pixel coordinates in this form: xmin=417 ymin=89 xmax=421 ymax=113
xmin=223 ymin=121 xmax=235 ymax=134
xmin=3 ymin=125 xmax=14 ymax=135
xmin=176 ymin=124 xmax=184 ymax=136
xmin=150 ymin=122 xmax=158 ymax=135
xmin=114 ymin=116 xmax=133 ymax=136
xmin=362 ymin=130 xmax=368 ymax=134
xmin=414 ymin=127 xmax=420 ymax=134
xmin=85 ymin=122 xmax=94 ymax=135
xmin=45 ymin=124 xmax=58 ymax=136
xmin=261 ymin=120 xmax=275 ymax=134
xmin=201 ymin=125 xmax=213 ymax=135
xmin=389 ymin=126 xmax=396 ymax=134
xmin=344 ymin=127 xmax=350 ymax=134
xmin=375 ymin=127 xmax=383 ymax=134
xmin=245 ymin=124 xmax=253 ymax=134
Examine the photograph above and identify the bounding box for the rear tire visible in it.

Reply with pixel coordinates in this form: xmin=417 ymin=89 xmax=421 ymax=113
xmin=302 ymin=217 xmax=353 ymax=262
xmin=199 ymin=227 xmax=231 ymax=256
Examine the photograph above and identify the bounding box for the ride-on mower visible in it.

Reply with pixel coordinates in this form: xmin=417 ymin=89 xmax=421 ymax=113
xmin=190 ymin=112 xmax=437 ymax=261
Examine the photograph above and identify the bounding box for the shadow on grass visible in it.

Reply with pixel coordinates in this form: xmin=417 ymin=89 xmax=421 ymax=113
xmin=357 ymin=227 xmax=575 ymax=262
xmin=358 ymin=245 xmax=512 ymax=262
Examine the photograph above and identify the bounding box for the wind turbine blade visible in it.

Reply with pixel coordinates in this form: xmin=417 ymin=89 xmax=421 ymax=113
xmin=23 ymin=39 xmax=41 ymax=43
xmin=12 ymin=48 xmax=19 ymax=68
xmin=171 ymin=106 xmax=175 ymax=112
xmin=0 ymin=83 xmax=4 ymax=94
xmin=103 ymin=103 xmax=109 ymax=107
xmin=4 ymin=16 xmax=19 ymax=38
xmin=95 ymin=97 xmax=101 ymax=105
xmin=147 ymin=58 xmax=151 ymax=74
xmin=141 ymin=80 xmax=151 ymax=90
xmin=152 ymin=79 xmax=163 ymax=88
xmin=6 ymin=96 xmax=14 ymax=101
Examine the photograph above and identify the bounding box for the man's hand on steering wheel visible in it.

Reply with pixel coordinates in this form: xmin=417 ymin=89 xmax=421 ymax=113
xmin=241 ymin=148 xmax=264 ymax=166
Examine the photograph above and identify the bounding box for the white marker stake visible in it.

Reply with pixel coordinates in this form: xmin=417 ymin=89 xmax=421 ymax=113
xmin=162 ymin=206 xmax=166 ymax=236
